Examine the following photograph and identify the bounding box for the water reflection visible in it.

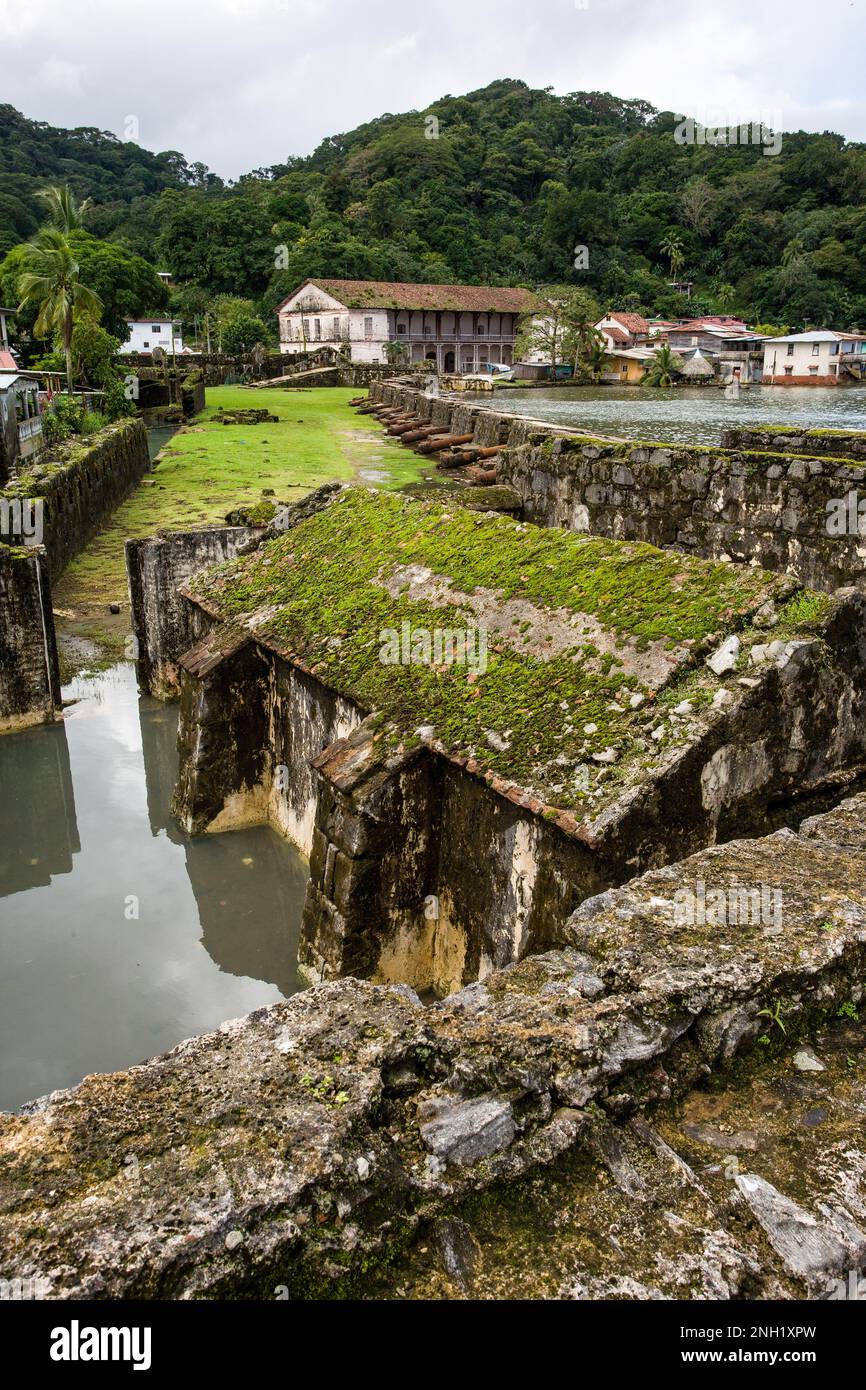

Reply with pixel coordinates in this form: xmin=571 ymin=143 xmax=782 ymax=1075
xmin=0 ymin=721 xmax=80 ymax=896
xmin=0 ymin=664 xmax=306 ymax=1112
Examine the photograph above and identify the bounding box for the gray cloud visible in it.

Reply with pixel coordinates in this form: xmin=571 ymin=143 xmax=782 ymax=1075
xmin=1 ymin=0 xmax=863 ymax=176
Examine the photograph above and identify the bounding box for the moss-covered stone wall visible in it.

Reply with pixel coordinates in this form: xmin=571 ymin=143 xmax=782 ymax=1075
xmin=366 ymin=384 xmax=866 ymax=595
xmin=721 ymin=424 xmax=866 ymax=460
xmin=0 ymin=419 xmax=148 ymax=727
xmin=0 ymin=418 xmax=149 ymax=580
xmin=0 ymin=545 xmax=61 ymax=731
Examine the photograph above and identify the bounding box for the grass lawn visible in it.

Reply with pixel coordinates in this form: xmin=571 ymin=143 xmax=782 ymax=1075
xmin=54 ymin=385 xmax=426 ymax=610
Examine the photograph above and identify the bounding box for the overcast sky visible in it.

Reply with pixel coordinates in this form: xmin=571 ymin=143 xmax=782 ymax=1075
xmin=2 ymin=0 xmax=864 ymax=178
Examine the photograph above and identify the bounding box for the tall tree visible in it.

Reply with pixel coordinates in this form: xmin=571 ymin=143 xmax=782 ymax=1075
xmin=559 ymin=287 xmax=602 ymax=373
xmin=514 ymin=293 xmax=569 ymax=374
xmin=660 ymin=233 xmax=686 ymax=281
xmin=17 ymin=227 xmax=102 ymax=391
xmin=36 ymin=184 xmax=91 ymax=234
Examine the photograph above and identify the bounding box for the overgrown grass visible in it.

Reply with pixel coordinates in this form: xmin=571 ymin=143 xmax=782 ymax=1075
xmin=53 ymin=386 xmax=419 ymax=606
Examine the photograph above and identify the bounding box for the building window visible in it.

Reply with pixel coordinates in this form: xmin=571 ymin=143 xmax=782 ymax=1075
xmin=784 ymin=365 xmax=793 ymax=375
xmin=812 ymin=343 xmax=820 ymax=356
xmin=808 ymin=365 xmax=818 ymax=374
xmin=333 ymin=317 xmax=340 ymax=339
xmin=143 ymin=341 xmax=150 ymax=349
xmin=787 ymin=344 xmax=795 ymax=356
xmin=302 ymin=319 xmax=310 ymax=341
xmin=314 ymin=319 xmax=321 ymax=340
xmin=829 ymin=342 xmax=839 ymax=354
xmin=396 ymin=323 xmax=407 ymax=334
xmin=364 ymin=317 xmax=373 ymax=339
xmin=152 ymin=325 xmax=161 ymax=334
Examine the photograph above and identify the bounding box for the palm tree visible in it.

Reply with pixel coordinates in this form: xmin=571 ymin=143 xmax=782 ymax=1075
xmin=716 ymin=282 xmax=736 ymax=313
xmin=660 ymin=233 xmax=685 ymax=281
xmin=642 ymin=343 xmax=683 ymax=388
xmin=384 ymin=340 xmax=408 ymax=367
xmin=781 ymin=238 xmax=806 ymax=268
xmin=36 ymin=185 xmax=91 ymax=234
xmin=17 ymin=227 xmax=102 ymax=392
xmin=584 ymin=337 xmax=610 ymax=382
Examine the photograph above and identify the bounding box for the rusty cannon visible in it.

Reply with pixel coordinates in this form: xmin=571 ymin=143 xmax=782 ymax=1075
xmin=416 ymin=433 xmax=476 ymax=455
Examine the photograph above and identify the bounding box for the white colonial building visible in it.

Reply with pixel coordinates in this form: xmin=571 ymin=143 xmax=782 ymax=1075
xmin=276 ymin=279 xmax=541 ymax=372
xmin=762 ymin=330 xmax=866 ymax=385
xmin=119 ymin=318 xmax=185 ymax=355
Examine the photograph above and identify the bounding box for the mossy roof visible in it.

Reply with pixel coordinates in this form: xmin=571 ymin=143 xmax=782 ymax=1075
xmin=281 ymin=278 xmax=544 ymax=314
xmin=185 ymin=489 xmax=806 ymax=810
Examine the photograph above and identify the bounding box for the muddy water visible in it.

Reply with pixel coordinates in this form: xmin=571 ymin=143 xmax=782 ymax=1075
xmin=0 ymin=664 xmax=307 ymax=1113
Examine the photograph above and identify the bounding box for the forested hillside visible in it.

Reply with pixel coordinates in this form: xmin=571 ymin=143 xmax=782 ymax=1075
xmin=2 ymin=78 xmax=866 ymax=338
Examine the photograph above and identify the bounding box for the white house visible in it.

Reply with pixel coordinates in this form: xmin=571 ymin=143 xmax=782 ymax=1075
xmin=0 ymin=370 xmax=43 ymax=481
xmin=595 ymin=312 xmax=651 ymax=351
xmin=276 ymin=279 xmax=542 ymax=372
xmin=119 ymin=318 xmax=184 ymax=355
xmin=762 ymin=331 xmax=866 ymax=385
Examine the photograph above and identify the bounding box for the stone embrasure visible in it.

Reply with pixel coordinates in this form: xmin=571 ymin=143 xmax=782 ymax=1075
xmin=183 ymin=487 xmax=798 ymax=809
xmin=2 ymin=794 xmax=865 ymax=1299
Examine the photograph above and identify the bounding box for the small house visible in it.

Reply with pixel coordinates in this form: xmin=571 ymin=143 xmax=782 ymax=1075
xmin=119 ymin=319 xmax=185 ymax=355
xmin=0 ymin=371 xmax=43 ymax=483
xmin=595 ymin=312 xmax=650 ymax=351
xmin=762 ymin=331 xmax=866 ymax=385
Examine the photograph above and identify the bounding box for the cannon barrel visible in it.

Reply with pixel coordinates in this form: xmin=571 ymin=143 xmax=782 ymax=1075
xmin=417 ymin=433 xmax=475 ymax=454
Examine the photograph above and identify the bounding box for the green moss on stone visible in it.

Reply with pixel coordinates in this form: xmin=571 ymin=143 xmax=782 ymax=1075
xmin=185 ymin=489 xmax=795 ymax=802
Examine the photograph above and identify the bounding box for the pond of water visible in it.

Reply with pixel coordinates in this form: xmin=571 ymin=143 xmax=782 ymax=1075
xmin=0 ymin=664 xmax=306 ymax=1113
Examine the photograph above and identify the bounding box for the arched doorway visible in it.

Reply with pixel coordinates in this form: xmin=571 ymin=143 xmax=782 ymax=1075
xmin=443 ymin=350 xmax=456 ymax=373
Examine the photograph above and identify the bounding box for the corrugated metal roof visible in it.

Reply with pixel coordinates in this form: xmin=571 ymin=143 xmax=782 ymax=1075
xmin=0 ymin=370 xmax=40 ymax=387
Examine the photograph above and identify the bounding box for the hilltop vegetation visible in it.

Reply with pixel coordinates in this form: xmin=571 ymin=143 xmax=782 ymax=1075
xmin=2 ymin=79 xmax=866 ymax=342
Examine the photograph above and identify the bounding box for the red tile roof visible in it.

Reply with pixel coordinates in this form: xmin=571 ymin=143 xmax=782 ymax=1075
xmin=0 ymin=350 xmax=17 ymax=371
xmin=278 ymin=279 xmax=544 ymax=314
xmin=605 ymin=326 xmax=630 ymax=344
xmin=607 ymin=312 xmax=649 ymax=334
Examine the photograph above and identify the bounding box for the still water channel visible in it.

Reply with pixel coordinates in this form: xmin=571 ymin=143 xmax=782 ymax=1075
xmin=0 ymin=664 xmax=306 ymax=1113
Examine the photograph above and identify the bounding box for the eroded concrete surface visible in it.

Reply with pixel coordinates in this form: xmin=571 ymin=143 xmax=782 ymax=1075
xmin=371 ymin=1014 xmax=866 ymax=1299
xmin=1 ymin=794 xmax=865 ymax=1299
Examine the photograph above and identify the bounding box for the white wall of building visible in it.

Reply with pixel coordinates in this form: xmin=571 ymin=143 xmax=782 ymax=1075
xmin=119 ymin=320 xmax=183 ymax=354
xmin=762 ymin=334 xmax=866 ymax=381
xmin=277 ymin=285 xmax=519 ymax=368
